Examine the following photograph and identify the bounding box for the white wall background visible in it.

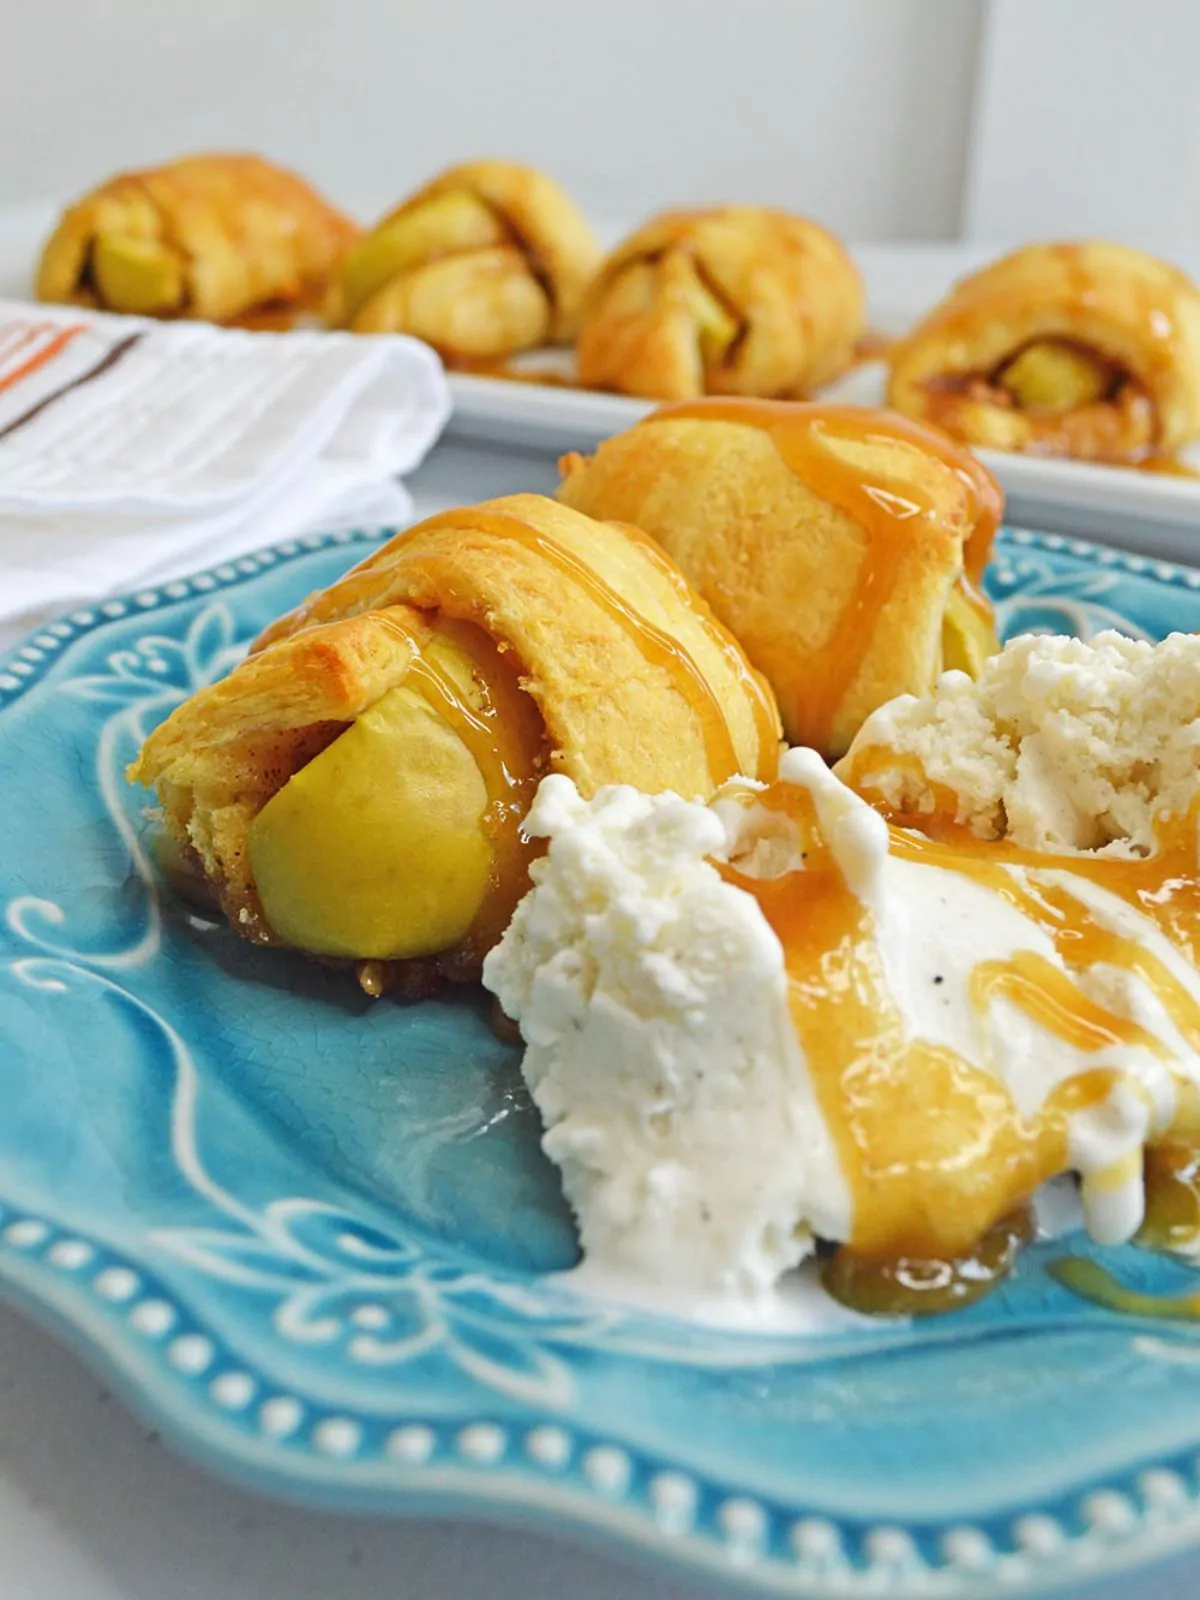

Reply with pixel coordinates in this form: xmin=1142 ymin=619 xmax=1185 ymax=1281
xmin=3 ymin=1 xmax=1198 ymax=277
xmin=0 ymin=0 xmax=984 ymax=238
xmin=966 ymin=0 xmax=1200 ymax=273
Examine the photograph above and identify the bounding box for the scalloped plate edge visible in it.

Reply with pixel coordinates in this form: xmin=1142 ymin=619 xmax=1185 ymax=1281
xmin=3 ymin=525 xmax=1200 ymax=1599
xmin=1 ymin=1236 xmax=1197 ymax=1600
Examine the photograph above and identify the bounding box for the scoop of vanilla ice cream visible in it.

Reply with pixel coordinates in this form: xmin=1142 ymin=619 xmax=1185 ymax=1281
xmin=837 ymin=630 xmax=1200 ymax=855
xmin=482 ymin=770 xmax=849 ymax=1302
xmin=485 ymin=747 xmax=1196 ymax=1309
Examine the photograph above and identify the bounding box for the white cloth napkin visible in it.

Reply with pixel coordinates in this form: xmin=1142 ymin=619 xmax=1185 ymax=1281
xmin=0 ymin=300 xmax=451 ymax=636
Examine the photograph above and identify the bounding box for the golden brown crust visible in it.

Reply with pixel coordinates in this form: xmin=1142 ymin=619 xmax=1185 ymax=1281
xmin=329 ymin=160 xmax=601 ymax=354
xmin=887 ymin=241 xmax=1200 ymax=461
xmin=36 ymin=153 xmax=360 ymax=326
xmin=131 ymin=608 xmax=432 ymax=928
xmin=556 ymin=403 xmax=1000 ymax=756
xmin=131 ymin=494 xmax=781 ymax=963
xmin=576 ymin=207 xmax=864 ymax=400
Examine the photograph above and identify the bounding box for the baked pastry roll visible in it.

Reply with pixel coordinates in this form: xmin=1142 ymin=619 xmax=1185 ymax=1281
xmin=575 ymin=207 xmax=864 ymax=401
xmin=887 ymin=242 xmax=1200 ymax=462
xmin=557 ymin=399 xmax=1002 ymax=757
xmin=327 ymin=161 xmax=601 ymax=360
xmin=129 ymin=493 xmax=780 ymax=987
xmin=36 ymin=153 xmax=360 ymax=327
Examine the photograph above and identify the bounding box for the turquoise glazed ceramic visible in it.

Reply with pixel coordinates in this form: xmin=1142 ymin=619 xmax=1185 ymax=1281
xmin=5 ymin=527 xmax=1200 ymax=1599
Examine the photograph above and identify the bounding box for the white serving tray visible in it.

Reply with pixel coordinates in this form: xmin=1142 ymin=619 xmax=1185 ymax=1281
xmin=5 ymin=207 xmax=1198 ymax=562
xmin=448 ymin=308 xmax=1200 ymax=566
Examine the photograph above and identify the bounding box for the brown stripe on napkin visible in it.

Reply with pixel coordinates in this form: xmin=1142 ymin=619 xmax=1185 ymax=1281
xmin=0 ymin=322 xmax=85 ymax=396
xmin=0 ymin=332 xmax=144 ymax=444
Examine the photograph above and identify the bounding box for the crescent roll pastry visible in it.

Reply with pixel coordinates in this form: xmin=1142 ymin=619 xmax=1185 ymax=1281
xmin=557 ymin=399 xmax=1003 ymax=757
xmin=575 ymin=207 xmax=865 ymax=401
xmin=327 ymin=161 xmax=601 ymax=359
xmin=129 ymin=493 xmax=780 ymax=988
xmin=887 ymin=242 xmax=1200 ymax=462
xmin=36 ymin=153 xmax=360 ymax=326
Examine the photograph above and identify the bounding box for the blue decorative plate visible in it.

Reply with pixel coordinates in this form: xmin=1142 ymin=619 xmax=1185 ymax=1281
xmin=7 ymin=527 xmax=1200 ymax=1600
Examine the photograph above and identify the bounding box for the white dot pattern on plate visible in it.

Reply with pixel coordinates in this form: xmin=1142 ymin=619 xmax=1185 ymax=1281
xmin=314 ymin=1418 xmax=362 ymax=1458
xmin=1139 ymin=1468 xmax=1188 ymax=1511
xmin=941 ymin=1527 xmax=994 ymax=1570
xmin=865 ymin=1528 xmax=921 ymax=1568
xmin=456 ymin=1424 xmax=506 ymax=1465
xmin=649 ymin=1471 xmax=696 ymax=1531
xmin=259 ymin=1397 xmax=304 ymax=1438
xmin=168 ymin=1334 xmax=216 ymax=1375
xmin=47 ymin=1239 xmax=94 ymax=1270
xmin=129 ymin=1299 xmax=176 ymax=1337
xmin=94 ymin=1267 xmax=141 ymax=1301
xmin=4 ymin=1220 xmax=49 ymax=1249
xmin=1083 ymin=1490 xmax=1137 ymax=1533
xmin=583 ymin=1446 xmax=631 ymax=1496
xmin=210 ymin=1371 xmax=256 ymax=1410
xmin=790 ymin=1518 xmax=842 ymax=1563
xmin=1013 ymin=1513 xmax=1066 ymax=1556
xmin=524 ymin=1426 xmax=571 ymax=1470
xmin=387 ymin=1425 xmax=435 ymax=1465
xmin=719 ymin=1497 xmax=767 ymax=1549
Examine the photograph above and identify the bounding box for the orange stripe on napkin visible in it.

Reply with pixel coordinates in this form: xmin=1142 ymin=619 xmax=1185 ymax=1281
xmin=0 ymin=323 xmax=87 ymax=397
xmin=0 ymin=323 xmax=44 ymax=366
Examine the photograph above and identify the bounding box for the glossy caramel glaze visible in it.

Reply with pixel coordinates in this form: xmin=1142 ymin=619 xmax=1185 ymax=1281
xmin=888 ymin=241 xmax=1200 ymax=462
xmin=822 ymin=1209 xmax=1032 ymax=1317
xmin=1138 ymin=455 xmax=1200 ymax=479
xmin=375 ymin=613 xmax=544 ymax=961
xmin=577 ymin=207 xmax=865 ymax=401
xmin=1139 ymin=1145 xmax=1200 ymax=1253
xmin=721 ymin=779 xmax=1200 ymax=1279
xmin=133 ymin=493 xmax=780 ymax=988
xmin=605 ymin=516 xmax=782 ymax=777
xmin=36 ymin=153 xmax=360 ymax=326
xmin=651 ymin=400 xmax=1002 ymax=751
xmin=443 ymin=512 xmax=743 ymax=785
xmin=263 ymin=505 xmax=756 ymax=787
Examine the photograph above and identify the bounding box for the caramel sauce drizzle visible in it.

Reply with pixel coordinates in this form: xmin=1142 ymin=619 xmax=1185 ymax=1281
xmin=1138 ymin=455 xmax=1200 ymax=479
xmin=266 ymin=506 xmax=753 ymax=785
xmin=824 ymin=1209 xmax=1031 ymax=1319
xmin=605 ymin=516 xmax=781 ymax=775
xmin=417 ymin=509 xmax=745 ymax=784
xmin=374 ymin=609 xmax=542 ymax=957
xmin=720 ymin=780 xmax=1200 ymax=1291
xmin=909 ymin=244 xmax=1191 ymax=462
xmin=886 ymin=808 xmax=1200 ymax=1017
xmin=648 ymin=400 xmax=1002 ymax=751
xmin=971 ymin=951 xmax=1170 ymax=1059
